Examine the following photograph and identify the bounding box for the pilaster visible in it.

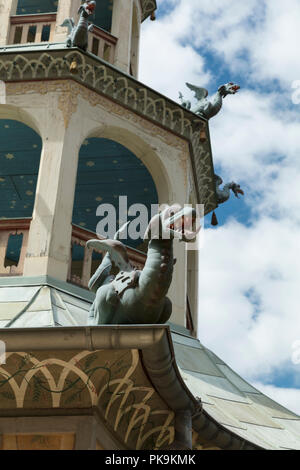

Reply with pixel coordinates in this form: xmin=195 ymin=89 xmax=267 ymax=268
xmin=54 ymin=0 xmax=81 ymax=43
xmin=23 ymin=104 xmax=81 ymax=281
xmin=111 ymin=0 xmax=134 ymax=74
xmin=0 ymin=0 xmax=18 ymax=46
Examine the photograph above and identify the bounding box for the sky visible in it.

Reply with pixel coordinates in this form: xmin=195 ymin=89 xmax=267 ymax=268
xmin=140 ymin=0 xmax=300 ymax=415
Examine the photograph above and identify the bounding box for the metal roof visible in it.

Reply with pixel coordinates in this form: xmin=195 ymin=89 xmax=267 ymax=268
xmin=171 ymin=332 xmax=300 ymax=450
xmin=0 ymin=279 xmax=299 ymax=449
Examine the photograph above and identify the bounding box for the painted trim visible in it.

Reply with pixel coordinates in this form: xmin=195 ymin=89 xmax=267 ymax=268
xmin=11 ymin=14 xmax=57 ymax=25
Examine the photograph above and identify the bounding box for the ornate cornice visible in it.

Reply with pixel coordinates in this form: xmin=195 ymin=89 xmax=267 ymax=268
xmin=0 ymin=48 xmax=217 ymax=214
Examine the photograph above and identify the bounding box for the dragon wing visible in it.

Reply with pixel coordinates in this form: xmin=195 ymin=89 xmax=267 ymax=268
xmin=60 ymin=18 xmax=75 ymax=32
xmin=86 ymin=239 xmax=133 ymax=272
xmin=186 ymin=83 xmax=208 ymax=101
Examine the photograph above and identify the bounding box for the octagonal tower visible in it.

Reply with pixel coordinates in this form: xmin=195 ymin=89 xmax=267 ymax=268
xmin=0 ymin=0 xmax=299 ymax=452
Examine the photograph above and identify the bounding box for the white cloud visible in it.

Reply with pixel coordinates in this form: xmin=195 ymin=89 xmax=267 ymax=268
xmin=140 ymin=0 xmax=300 ymax=417
xmin=139 ymin=2 xmax=211 ymax=100
xmin=252 ymin=382 xmax=300 ymax=416
xmin=142 ymin=0 xmax=300 ymax=86
xmin=199 ymin=219 xmax=300 ymax=373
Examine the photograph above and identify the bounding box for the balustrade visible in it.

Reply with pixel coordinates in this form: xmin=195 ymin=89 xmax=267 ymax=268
xmin=0 ymin=220 xmax=146 ymax=288
xmin=8 ymin=15 xmax=117 ymax=65
xmin=68 ymin=225 xmax=146 ymax=289
xmin=9 ymin=14 xmax=56 ymax=45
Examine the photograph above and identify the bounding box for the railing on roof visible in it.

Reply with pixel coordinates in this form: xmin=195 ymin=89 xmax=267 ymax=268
xmin=0 ymin=219 xmax=146 ymax=288
xmin=68 ymin=224 xmax=146 ymax=289
xmin=9 ymin=15 xmax=117 ymax=65
xmin=9 ymin=14 xmax=57 ymax=45
xmin=87 ymin=25 xmax=117 ymax=64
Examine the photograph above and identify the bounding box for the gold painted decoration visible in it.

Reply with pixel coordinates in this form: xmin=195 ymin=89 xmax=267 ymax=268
xmin=0 ymin=349 xmax=175 ymax=450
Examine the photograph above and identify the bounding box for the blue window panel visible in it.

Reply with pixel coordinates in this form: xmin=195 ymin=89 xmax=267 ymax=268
xmin=73 ymin=138 xmax=158 ymax=249
xmin=5 ymin=233 xmax=23 ymax=265
xmin=93 ymin=0 xmax=113 ymax=32
xmin=0 ymin=120 xmax=42 ymax=220
xmin=16 ymin=0 xmax=58 ymax=15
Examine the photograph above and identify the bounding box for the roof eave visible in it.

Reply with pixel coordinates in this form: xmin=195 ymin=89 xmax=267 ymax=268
xmin=0 ymin=324 xmax=260 ymax=450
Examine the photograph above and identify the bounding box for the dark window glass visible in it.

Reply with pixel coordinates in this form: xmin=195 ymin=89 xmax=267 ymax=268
xmin=16 ymin=0 xmax=58 ymax=15
xmin=92 ymin=37 xmax=99 ymax=55
xmin=13 ymin=26 xmax=23 ymax=44
xmin=27 ymin=25 xmax=36 ymax=43
xmin=41 ymin=25 xmax=51 ymax=42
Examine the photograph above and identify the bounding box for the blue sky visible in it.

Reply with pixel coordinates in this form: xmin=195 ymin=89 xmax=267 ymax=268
xmin=140 ymin=0 xmax=300 ymax=414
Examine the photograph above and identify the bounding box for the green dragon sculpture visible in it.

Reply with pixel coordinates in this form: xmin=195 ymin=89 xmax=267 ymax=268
xmin=61 ymin=1 xmax=96 ymax=52
xmin=87 ymin=205 xmax=199 ymax=325
xmin=179 ymin=82 xmax=240 ymax=120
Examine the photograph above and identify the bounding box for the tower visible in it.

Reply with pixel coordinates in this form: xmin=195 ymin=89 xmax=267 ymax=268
xmin=0 ymin=0 xmax=299 ymax=451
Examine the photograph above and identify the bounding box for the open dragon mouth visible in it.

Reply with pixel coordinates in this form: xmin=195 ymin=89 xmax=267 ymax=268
xmin=86 ymin=2 xmax=96 ymax=14
xmin=232 ymin=185 xmax=244 ymax=198
xmin=228 ymin=83 xmax=240 ymax=94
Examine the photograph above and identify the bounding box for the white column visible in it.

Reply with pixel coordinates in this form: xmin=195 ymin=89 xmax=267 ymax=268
xmin=53 ymin=0 xmax=81 ymax=43
xmin=0 ymin=0 xmax=18 ymax=46
xmin=111 ymin=0 xmax=133 ymax=74
xmin=130 ymin=2 xmax=141 ymax=78
xmin=23 ymin=111 xmax=81 ymax=282
xmin=187 ymin=249 xmax=199 ymax=335
xmin=169 ymin=243 xmax=187 ymax=328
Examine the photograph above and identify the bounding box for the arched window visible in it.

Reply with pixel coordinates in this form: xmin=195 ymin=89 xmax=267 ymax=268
xmin=0 ymin=119 xmax=42 ymax=268
xmin=16 ymin=0 xmax=58 ymax=15
xmin=92 ymin=0 xmax=113 ymax=32
xmin=70 ymin=137 xmax=158 ymax=283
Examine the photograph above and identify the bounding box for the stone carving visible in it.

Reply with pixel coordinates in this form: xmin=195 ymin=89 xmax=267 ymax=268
xmin=61 ymin=1 xmax=96 ymax=51
xmin=87 ymin=205 xmax=199 ymax=325
xmin=180 ymin=82 xmax=240 ymax=120
xmin=215 ymin=174 xmax=244 ymax=204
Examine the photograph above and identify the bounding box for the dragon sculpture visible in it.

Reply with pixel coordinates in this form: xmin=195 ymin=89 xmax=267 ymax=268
xmin=210 ymin=174 xmax=244 ymax=226
xmin=87 ymin=205 xmax=199 ymax=325
xmin=179 ymin=82 xmax=240 ymax=119
xmin=215 ymin=174 xmax=244 ymax=204
xmin=61 ymin=1 xmax=96 ymax=51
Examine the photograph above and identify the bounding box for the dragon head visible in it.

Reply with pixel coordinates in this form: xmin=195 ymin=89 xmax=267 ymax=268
xmin=80 ymin=1 xmax=96 ymax=17
xmin=230 ymin=182 xmax=244 ymax=198
xmin=218 ymin=82 xmax=240 ymax=98
xmin=145 ymin=205 xmax=200 ymax=243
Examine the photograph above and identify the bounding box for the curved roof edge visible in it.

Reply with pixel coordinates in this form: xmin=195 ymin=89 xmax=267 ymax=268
xmin=0 ymin=324 xmax=268 ymax=450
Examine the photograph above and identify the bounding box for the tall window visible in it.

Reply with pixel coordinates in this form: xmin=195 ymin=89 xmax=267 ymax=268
xmin=93 ymin=0 xmax=113 ymax=32
xmin=0 ymin=119 xmax=42 ymax=266
xmin=16 ymin=0 xmax=58 ymax=15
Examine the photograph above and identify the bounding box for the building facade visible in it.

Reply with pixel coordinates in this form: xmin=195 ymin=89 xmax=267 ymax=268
xmin=0 ymin=0 xmax=299 ymax=450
